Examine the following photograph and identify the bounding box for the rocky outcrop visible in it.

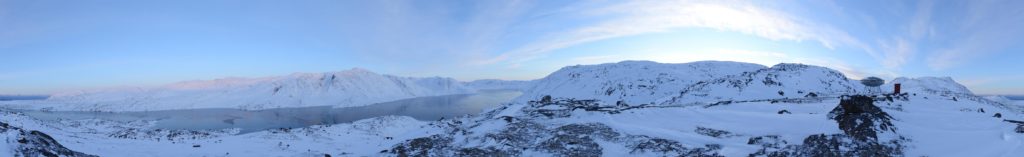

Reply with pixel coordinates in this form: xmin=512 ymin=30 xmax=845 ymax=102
xmin=829 ymin=95 xmax=896 ymax=141
xmin=386 ymin=121 xmax=722 ymax=156
xmin=1 ymin=122 xmax=97 ymax=157
xmin=750 ymin=95 xmax=906 ymax=157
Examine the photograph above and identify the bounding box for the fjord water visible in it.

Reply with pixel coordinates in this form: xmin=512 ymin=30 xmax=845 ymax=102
xmin=13 ymin=89 xmax=522 ymax=133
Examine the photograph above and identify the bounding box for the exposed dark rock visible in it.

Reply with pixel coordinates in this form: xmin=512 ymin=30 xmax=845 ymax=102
xmin=808 ymin=134 xmax=904 ymax=157
xmin=777 ymin=110 xmax=791 ymax=114
xmin=746 ymin=135 xmax=788 ymax=156
xmin=995 ymin=113 xmax=1003 ymax=118
xmin=751 ymin=95 xmax=906 ymax=157
xmin=537 ymin=123 xmax=627 ymax=156
xmin=484 ymin=120 xmax=547 ymax=148
xmin=538 ymin=134 xmax=602 ymax=156
xmin=456 ymin=147 xmax=516 ymax=157
xmin=107 ymin=128 xmax=226 ymax=141
xmin=695 ymin=127 xmax=736 ymax=138
xmin=828 ymin=95 xmax=895 ymax=141
xmin=525 ymin=97 xmax=663 ymax=117
xmin=629 ymin=137 xmax=685 ymax=154
xmin=750 ymin=134 xmax=906 ymax=157
xmin=391 ymin=121 xmax=726 ymax=156
xmin=554 ymin=123 xmax=620 ymax=140
xmin=0 ymin=122 xmax=97 ymax=157
xmin=805 ymin=92 xmax=818 ymax=98
xmin=626 ymin=135 xmax=723 ymax=157
xmin=390 ymin=135 xmax=453 ymax=157
xmin=541 ymin=95 xmax=553 ymax=103
xmin=1003 ymin=120 xmax=1024 ymax=133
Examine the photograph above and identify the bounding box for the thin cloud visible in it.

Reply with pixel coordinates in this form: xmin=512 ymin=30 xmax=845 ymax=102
xmin=875 ymin=37 xmax=914 ymax=69
xmin=865 ymin=1 xmax=930 ymax=69
xmin=478 ymin=0 xmax=868 ymax=67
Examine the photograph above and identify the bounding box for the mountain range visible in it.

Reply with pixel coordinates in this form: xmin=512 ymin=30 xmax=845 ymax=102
xmin=2 ymin=68 xmax=530 ymax=112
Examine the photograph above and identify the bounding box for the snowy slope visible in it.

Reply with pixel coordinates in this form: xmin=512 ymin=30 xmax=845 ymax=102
xmin=1 ymin=60 xmax=1022 ymax=156
xmin=518 ymin=60 xmax=766 ymax=105
xmin=3 ymin=68 xmax=477 ymax=112
xmin=376 ymin=61 xmax=1024 ymax=156
xmin=985 ymin=96 xmax=1015 ymax=105
xmin=1 ymin=120 xmax=96 ymax=157
xmin=0 ymin=111 xmax=429 ymax=156
xmin=663 ymin=63 xmax=864 ymax=105
xmin=890 ymin=77 xmax=973 ymax=95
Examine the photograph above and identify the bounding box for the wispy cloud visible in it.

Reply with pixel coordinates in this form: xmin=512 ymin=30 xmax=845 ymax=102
xmin=874 ymin=37 xmax=914 ymax=69
xmin=478 ymin=0 xmax=867 ymax=67
xmin=864 ymin=1 xmax=931 ymax=69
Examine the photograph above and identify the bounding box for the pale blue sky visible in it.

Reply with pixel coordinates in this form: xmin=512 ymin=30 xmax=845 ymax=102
xmin=1 ymin=0 xmax=1022 ymax=95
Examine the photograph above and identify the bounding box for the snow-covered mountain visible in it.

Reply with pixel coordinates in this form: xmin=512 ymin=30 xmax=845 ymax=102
xmin=663 ymin=63 xmax=864 ymax=105
xmin=4 ymin=68 xmax=483 ymax=111
xmin=1 ymin=60 xmax=1022 ymax=156
xmin=518 ymin=60 xmax=766 ymax=105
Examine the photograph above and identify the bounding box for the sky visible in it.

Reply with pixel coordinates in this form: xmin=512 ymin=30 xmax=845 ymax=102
xmin=1 ymin=0 xmax=1022 ymax=95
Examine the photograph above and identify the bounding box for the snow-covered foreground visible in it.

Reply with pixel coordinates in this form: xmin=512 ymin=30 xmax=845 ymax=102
xmin=2 ymin=60 xmax=1023 ymax=156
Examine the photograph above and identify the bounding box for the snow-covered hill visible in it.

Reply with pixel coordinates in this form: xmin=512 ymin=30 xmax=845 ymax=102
xmin=2 ymin=60 xmax=1022 ymax=156
xmin=987 ymin=96 xmax=1019 ymax=105
xmin=1 ymin=121 xmax=96 ymax=157
xmin=518 ymin=60 xmax=766 ymax=105
xmin=663 ymin=63 xmax=864 ymax=105
xmin=3 ymin=68 xmax=484 ymax=112
xmin=891 ymin=77 xmax=974 ymax=95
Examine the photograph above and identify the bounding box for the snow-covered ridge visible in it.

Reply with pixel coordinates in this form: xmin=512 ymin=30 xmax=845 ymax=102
xmin=517 ymin=60 xmax=766 ymax=105
xmin=9 ymin=68 xmax=522 ymax=112
xmin=986 ymin=95 xmax=1018 ymax=105
xmin=517 ymin=61 xmax=982 ymax=107
xmin=663 ymin=63 xmax=864 ymax=105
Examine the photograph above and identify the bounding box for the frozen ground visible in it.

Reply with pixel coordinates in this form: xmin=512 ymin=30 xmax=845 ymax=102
xmin=2 ymin=61 xmax=1022 ymax=156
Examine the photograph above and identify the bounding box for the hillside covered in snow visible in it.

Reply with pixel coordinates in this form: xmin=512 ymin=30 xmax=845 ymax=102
xmin=1 ymin=60 xmax=1022 ymax=156
xmin=0 ymin=68 xmax=527 ymax=112
xmin=518 ymin=61 xmax=767 ymax=105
